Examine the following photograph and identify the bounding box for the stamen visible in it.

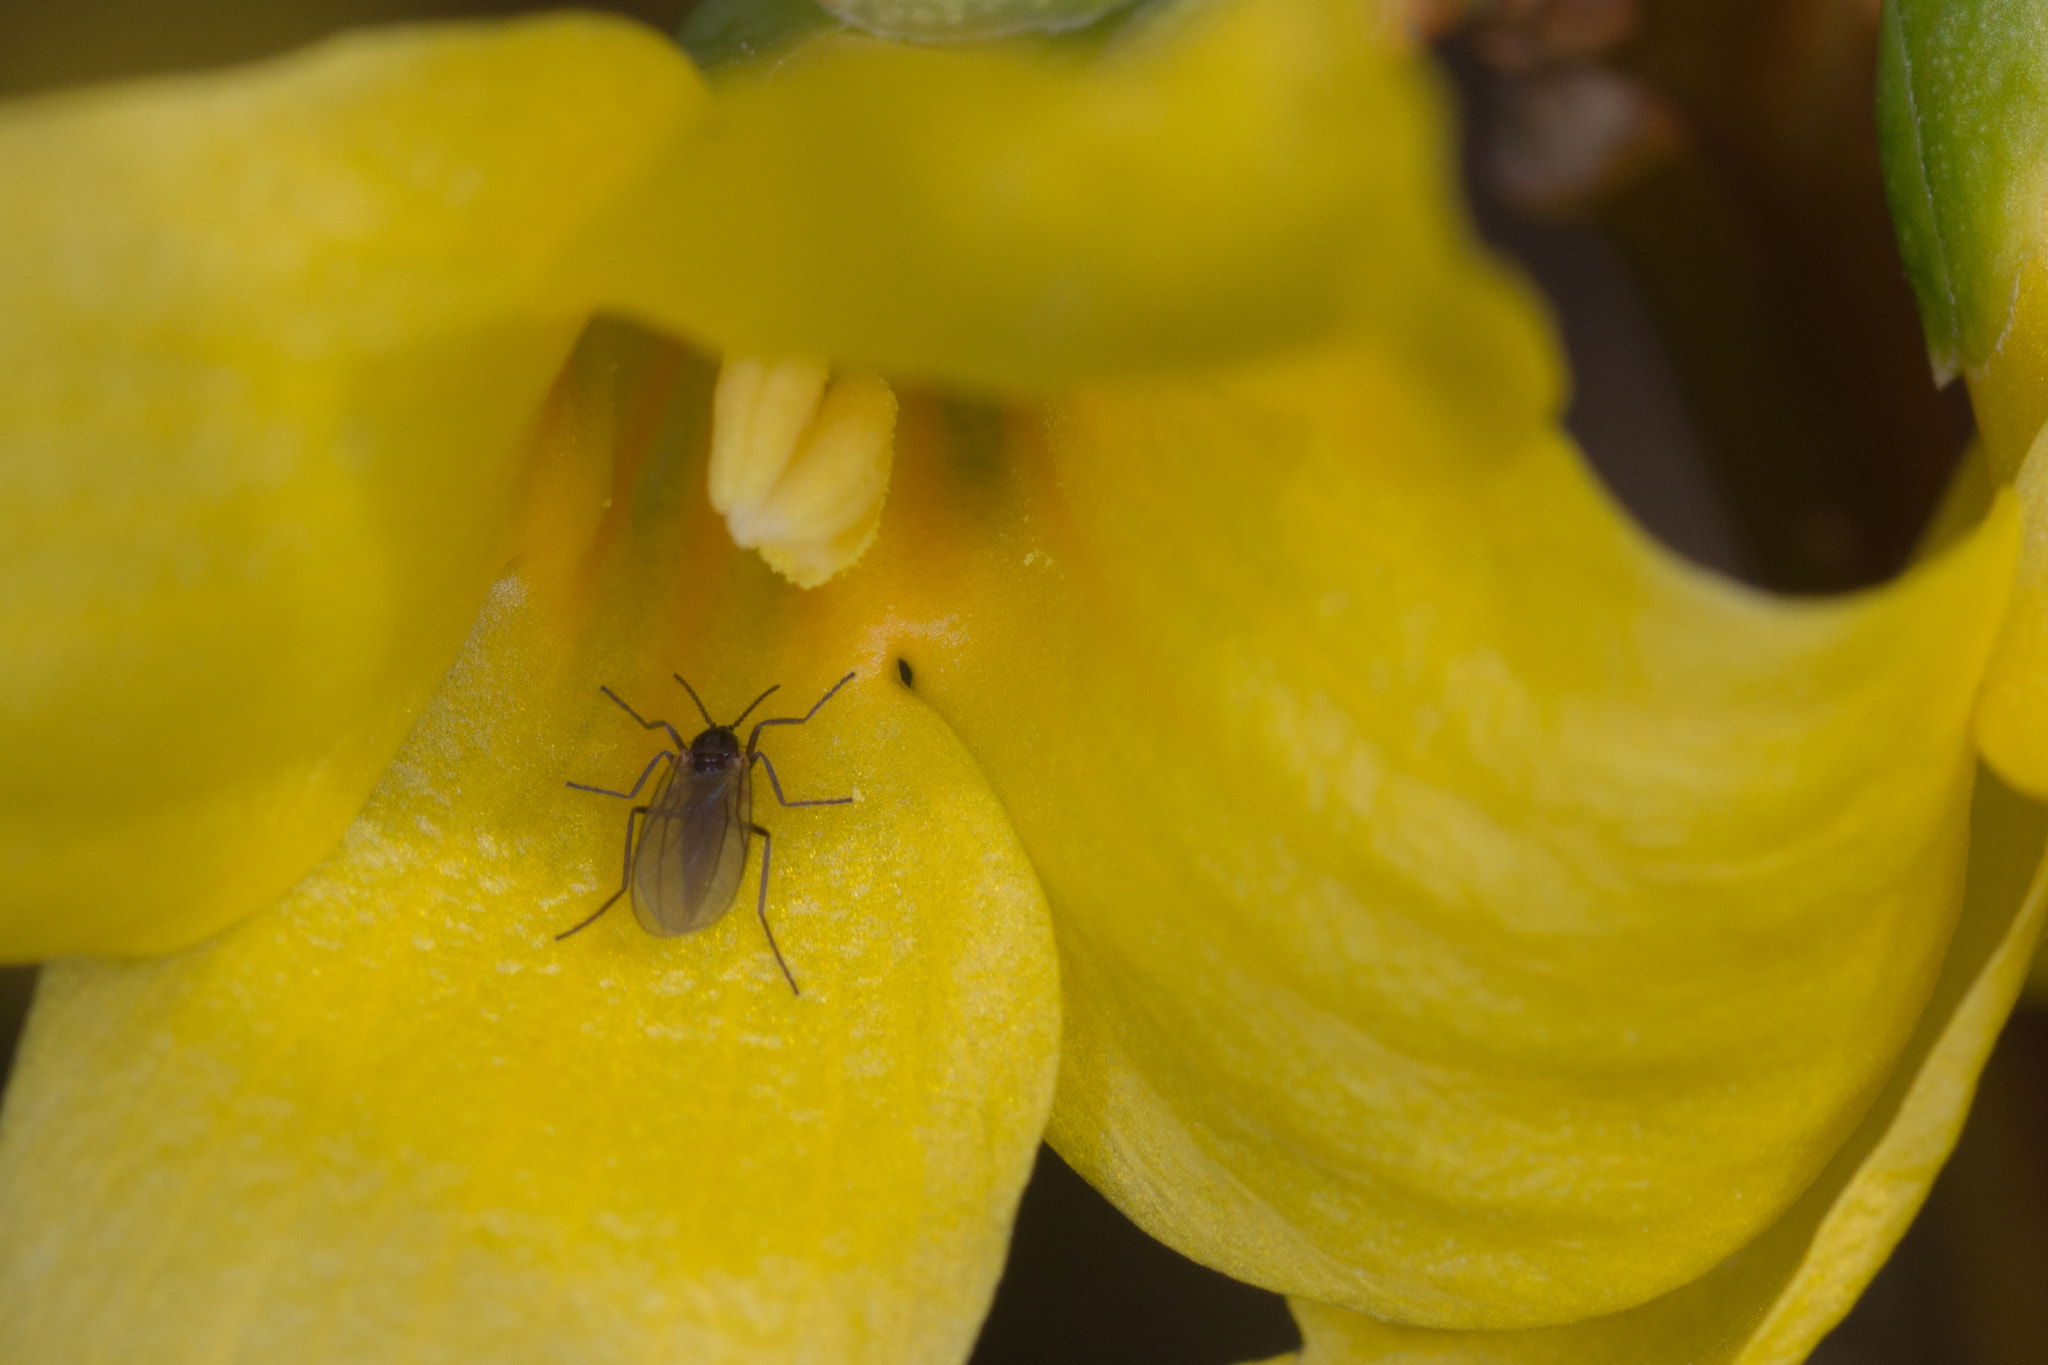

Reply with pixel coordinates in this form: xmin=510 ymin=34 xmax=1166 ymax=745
xmin=709 ymin=357 xmax=896 ymax=588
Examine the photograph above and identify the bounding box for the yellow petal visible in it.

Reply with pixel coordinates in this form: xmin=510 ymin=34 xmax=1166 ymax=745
xmin=589 ymin=0 xmax=1465 ymax=392
xmin=0 ymin=15 xmax=705 ymax=956
xmin=0 ymin=323 xmax=1060 ymax=1362
xmin=1281 ymin=765 xmax=2048 ymax=1363
xmin=1962 ymin=255 xmax=2048 ymax=479
xmin=1975 ymin=422 xmax=2048 ymax=796
xmin=862 ymin=296 xmax=2021 ymax=1326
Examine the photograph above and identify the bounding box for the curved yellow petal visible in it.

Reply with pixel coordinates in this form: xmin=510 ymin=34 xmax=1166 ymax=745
xmin=1280 ymin=766 xmax=2048 ymax=1363
xmin=862 ymin=281 xmax=2021 ymax=1326
xmin=0 ymin=323 xmax=1060 ymax=1362
xmin=0 ymin=15 xmax=705 ymax=957
xmin=1955 ymin=250 xmax=2048 ymax=478
xmin=589 ymin=0 xmax=1463 ymax=392
xmin=1975 ymin=423 xmax=2048 ymax=796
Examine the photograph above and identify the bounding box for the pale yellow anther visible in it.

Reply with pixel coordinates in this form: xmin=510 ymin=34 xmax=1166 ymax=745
xmin=709 ymin=357 xmax=896 ymax=589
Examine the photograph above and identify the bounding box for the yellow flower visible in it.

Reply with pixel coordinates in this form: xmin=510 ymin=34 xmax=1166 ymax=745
xmin=1 ymin=2 xmax=2042 ymax=1362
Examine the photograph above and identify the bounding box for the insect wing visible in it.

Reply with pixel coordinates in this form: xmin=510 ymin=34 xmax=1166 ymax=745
xmin=629 ymin=764 xmax=749 ymax=937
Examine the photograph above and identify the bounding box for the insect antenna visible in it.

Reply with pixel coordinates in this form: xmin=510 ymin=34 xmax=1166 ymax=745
xmin=748 ymin=671 xmax=856 ymax=754
xmin=672 ymin=674 xmax=720 ymax=730
xmin=729 ymin=682 xmax=782 ymax=729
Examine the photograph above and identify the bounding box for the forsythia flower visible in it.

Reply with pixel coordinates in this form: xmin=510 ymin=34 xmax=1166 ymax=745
xmin=0 ymin=0 xmax=2042 ymax=1362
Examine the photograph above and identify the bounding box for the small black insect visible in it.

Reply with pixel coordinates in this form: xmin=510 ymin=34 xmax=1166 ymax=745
xmin=558 ymin=670 xmax=856 ymax=994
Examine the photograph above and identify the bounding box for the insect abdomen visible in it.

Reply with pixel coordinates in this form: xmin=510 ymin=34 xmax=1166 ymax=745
xmin=630 ymin=767 xmax=749 ymax=937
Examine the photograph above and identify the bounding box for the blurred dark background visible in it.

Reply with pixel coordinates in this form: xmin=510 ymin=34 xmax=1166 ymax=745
xmin=1 ymin=1 xmax=2042 ymax=1361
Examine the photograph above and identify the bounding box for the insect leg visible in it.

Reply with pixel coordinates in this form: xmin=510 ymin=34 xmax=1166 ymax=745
xmin=598 ymin=685 xmax=687 ymax=750
xmin=746 ymin=670 xmax=856 ymax=753
xmin=749 ymin=824 xmax=801 ymax=996
xmin=555 ymin=805 xmax=649 ymax=940
xmin=565 ymin=750 xmax=674 ymax=800
xmin=751 ymin=751 xmax=853 ymax=808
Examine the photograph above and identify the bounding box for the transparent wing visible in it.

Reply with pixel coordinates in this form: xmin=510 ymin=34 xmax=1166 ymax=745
xmin=630 ymin=767 xmax=749 ymax=937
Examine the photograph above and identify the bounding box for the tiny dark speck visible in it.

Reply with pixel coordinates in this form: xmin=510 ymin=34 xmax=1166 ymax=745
xmin=897 ymin=658 xmax=915 ymax=687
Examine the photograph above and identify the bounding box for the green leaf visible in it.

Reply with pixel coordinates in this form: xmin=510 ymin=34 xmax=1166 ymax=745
xmin=1878 ymin=0 xmax=2048 ymax=380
